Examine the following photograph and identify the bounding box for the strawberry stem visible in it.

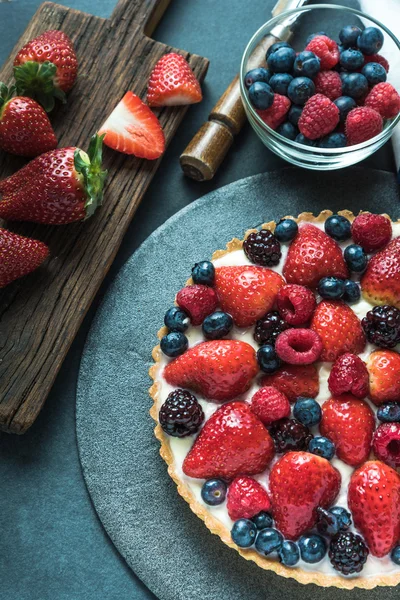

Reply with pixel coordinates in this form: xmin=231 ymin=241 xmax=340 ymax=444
xmin=13 ymin=60 xmax=66 ymax=112
xmin=0 ymin=83 xmax=16 ymax=118
xmin=74 ymin=134 xmax=108 ymax=220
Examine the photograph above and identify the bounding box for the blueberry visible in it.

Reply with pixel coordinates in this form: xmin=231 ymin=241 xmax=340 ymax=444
xmin=192 ymin=260 xmax=215 ymax=285
xmin=269 ymin=73 xmax=293 ymax=95
xmin=278 ymin=540 xmax=300 ymax=566
xmin=252 ymin=511 xmax=273 ymax=530
xmin=319 ymin=133 xmax=347 ymax=148
xmin=276 ymin=121 xmax=298 ymax=141
xmin=287 ymin=77 xmax=315 ymax=106
xmin=333 ymin=96 xmax=357 ymax=122
xmin=344 ymin=244 xmax=368 ymax=272
xmin=318 ymin=276 xmax=345 ymax=300
xmin=201 ymin=479 xmax=227 ymax=506
xmin=244 ymin=67 xmax=271 ymax=89
xmin=255 ymin=528 xmax=283 ymax=555
xmin=268 ymin=47 xmax=296 ymax=73
xmin=343 ymin=279 xmax=361 ymax=303
xmin=164 ymin=306 xmax=189 ymax=332
xmin=377 ymin=402 xmax=400 ymax=423
xmin=340 ymin=48 xmax=364 ymax=71
xmin=391 ymin=545 xmax=400 ymax=565
xmin=295 ymin=133 xmax=318 ymax=147
xmin=317 ymin=507 xmax=340 ymax=537
xmin=339 ymin=25 xmax=362 ymax=48
xmin=308 ymin=436 xmax=335 ymax=460
xmin=293 ymin=398 xmax=321 ymax=427
xmin=248 ymin=82 xmax=274 ymax=110
xmin=298 ymin=534 xmax=327 ymax=563
xmin=231 ymin=519 xmax=257 ymax=548
xmin=202 ymin=311 xmax=233 ymax=340
xmin=330 ymin=506 xmax=352 ymax=531
xmin=293 ymin=51 xmax=320 ymax=78
xmin=257 ymin=344 xmax=281 ymax=373
xmin=341 ymin=72 xmax=368 ymax=99
xmin=306 ymin=31 xmax=327 ymax=45
xmin=325 ymin=214 xmax=352 ymax=240
xmin=275 ymin=218 xmax=298 ymax=242
xmin=160 ymin=331 xmax=188 ymax=357
xmin=266 ymin=41 xmax=292 ymax=59
xmin=288 ymin=104 xmax=303 ymax=126
xmin=357 ymin=27 xmax=384 ymax=56
xmin=361 ymin=62 xmax=387 ymax=86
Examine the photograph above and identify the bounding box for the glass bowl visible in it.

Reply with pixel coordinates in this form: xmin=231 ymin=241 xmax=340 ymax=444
xmin=240 ymin=4 xmax=400 ymax=170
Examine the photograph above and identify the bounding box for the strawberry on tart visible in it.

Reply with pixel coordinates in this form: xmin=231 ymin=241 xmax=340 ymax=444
xmin=150 ymin=210 xmax=400 ymax=589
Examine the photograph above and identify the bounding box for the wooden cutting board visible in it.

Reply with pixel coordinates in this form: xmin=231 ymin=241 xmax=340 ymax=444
xmin=0 ymin=0 xmax=209 ymax=434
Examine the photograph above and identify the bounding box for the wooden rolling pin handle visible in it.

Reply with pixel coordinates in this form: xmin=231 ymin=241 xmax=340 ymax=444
xmin=180 ymin=34 xmax=280 ymax=181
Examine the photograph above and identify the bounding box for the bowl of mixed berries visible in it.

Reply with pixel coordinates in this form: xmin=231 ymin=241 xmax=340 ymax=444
xmin=240 ymin=4 xmax=400 ymax=169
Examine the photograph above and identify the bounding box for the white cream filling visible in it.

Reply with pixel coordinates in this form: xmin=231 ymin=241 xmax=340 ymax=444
xmin=154 ymin=221 xmax=400 ymax=579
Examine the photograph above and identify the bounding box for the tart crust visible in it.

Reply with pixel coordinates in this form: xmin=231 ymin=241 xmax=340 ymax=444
xmin=149 ymin=210 xmax=400 ymax=589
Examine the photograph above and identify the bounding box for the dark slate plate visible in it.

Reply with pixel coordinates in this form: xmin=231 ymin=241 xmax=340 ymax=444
xmin=76 ymin=168 xmax=400 ymax=600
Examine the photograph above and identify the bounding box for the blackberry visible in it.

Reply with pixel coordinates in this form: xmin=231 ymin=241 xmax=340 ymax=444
xmin=243 ymin=230 xmax=281 ymax=267
xmin=329 ymin=531 xmax=369 ymax=575
xmin=159 ymin=389 xmax=204 ymax=437
xmin=269 ymin=418 xmax=313 ymax=453
xmin=254 ymin=311 xmax=289 ymax=346
xmin=362 ymin=305 xmax=400 ymax=348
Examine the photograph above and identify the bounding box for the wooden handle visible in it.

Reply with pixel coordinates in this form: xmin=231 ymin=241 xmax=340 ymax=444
xmin=180 ymin=34 xmax=280 ymax=181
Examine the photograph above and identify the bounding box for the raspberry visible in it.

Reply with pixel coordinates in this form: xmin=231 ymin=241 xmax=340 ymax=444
xmin=345 ymin=107 xmax=382 ymax=145
xmin=364 ymin=82 xmax=400 ymax=119
xmin=257 ymin=94 xmax=291 ymax=130
xmin=298 ymin=94 xmax=340 ymax=140
xmin=275 ymin=328 xmax=323 ymax=365
xmin=362 ymin=305 xmax=400 ymax=348
xmin=329 ymin=531 xmax=369 ymax=575
xmin=363 ymin=54 xmax=389 ymax=73
xmin=176 ymin=284 xmax=218 ymax=326
xmin=227 ymin=476 xmax=271 ymax=521
xmin=159 ymin=389 xmax=204 ymax=437
xmin=270 ymin=418 xmax=313 ymax=453
xmin=351 ymin=212 xmax=392 ymax=252
xmin=253 ymin=311 xmax=289 ymax=346
xmin=276 ymin=284 xmax=316 ymax=326
xmin=243 ymin=229 xmax=281 ymax=266
xmin=314 ymin=71 xmax=342 ymax=100
xmin=250 ymin=386 xmax=291 ymax=425
xmin=372 ymin=423 xmax=400 ymax=468
xmin=305 ymin=35 xmax=340 ymax=70
xmin=328 ymin=353 xmax=369 ymax=399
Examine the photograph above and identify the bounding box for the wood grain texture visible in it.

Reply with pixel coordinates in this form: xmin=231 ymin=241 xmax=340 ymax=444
xmin=0 ymin=0 xmax=209 ymax=434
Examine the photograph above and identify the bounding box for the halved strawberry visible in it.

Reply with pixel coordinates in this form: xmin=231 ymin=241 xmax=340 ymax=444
xmin=367 ymin=350 xmax=400 ymax=405
xmin=182 ymin=402 xmax=274 ymax=480
xmin=260 ymin=364 xmax=319 ymax=402
xmin=361 ymin=237 xmax=400 ymax=309
xmin=214 ymin=266 xmax=285 ymax=328
xmin=147 ymin=53 xmax=202 ymax=107
xmin=99 ymin=91 xmax=165 ymax=159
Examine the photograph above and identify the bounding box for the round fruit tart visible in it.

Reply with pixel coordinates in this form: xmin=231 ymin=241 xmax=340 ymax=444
xmin=149 ymin=210 xmax=400 ymax=589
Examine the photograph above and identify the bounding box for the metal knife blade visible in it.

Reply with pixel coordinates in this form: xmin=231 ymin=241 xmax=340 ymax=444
xmin=271 ymin=0 xmax=310 ymax=41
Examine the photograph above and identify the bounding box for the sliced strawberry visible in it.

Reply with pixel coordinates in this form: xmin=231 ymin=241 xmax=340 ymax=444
xmin=269 ymin=451 xmax=341 ymax=540
xmin=361 ymin=237 xmax=400 ymax=309
xmin=310 ymin=300 xmax=366 ymax=362
xmin=283 ymin=224 xmax=349 ymax=288
xmin=260 ymin=364 xmax=319 ymax=402
xmin=182 ymin=402 xmax=274 ymax=480
xmin=163 ymin=339 xmax=258 ymax=402
xmin=367 ymin=350 xmax=400 ymax=405
xmin=0 ymin=228 xmax=49 ymax=287
xmin=214 ymin=266 xmax=284 ymax=328
xmin=348 ymin=461 xmax=400 ymax=557
xmin=227 ymin=476 xmax=271 ymax=520
xmin=320 ymin=395 xmax=375 ymax=467
xmin=147 ymin=53 xmax=202 ymax=107
xmin=99 ymin=91 xmax=165 ymax=159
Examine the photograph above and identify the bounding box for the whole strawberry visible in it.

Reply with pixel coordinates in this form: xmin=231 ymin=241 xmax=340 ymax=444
xmin=351 ymin=212 xmax=392 ymax=253
xmin=227 ymin=476 xmax=271 ymax=520
xmin=176 ymin=284 xmax=217 ymax=325
xmin=348 ymin=461 xmax=400 ymax=557
xmin=361 ymin=237 xmax=400 ymax=308
xmin=0 ymin=227 xmax=49 ymax=287
xmin=163 ymin=339 xmax=258 ymax=401
xmin=0 ymin=134 xmax=107 ymax=224
xmin=0 ymin=84 xmax=57 ymax=157
xmin=261 ymin=364 xmax=319 ymax=402
xmin=328 ymin=353 xmax=369 ymax=398
xmin=147 ymin=53 xmax=202 ymax=107
xmin=14 ymin=30 xmax=78 ymax=112
xmin=182 ymin=401 xmax=274 ymax=480
xmin=367 ymin=350 xmax=400 ymax=405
